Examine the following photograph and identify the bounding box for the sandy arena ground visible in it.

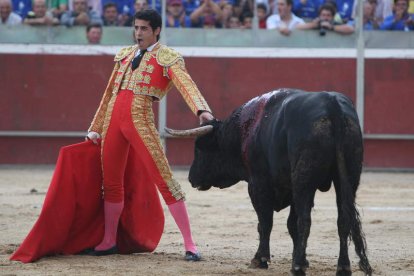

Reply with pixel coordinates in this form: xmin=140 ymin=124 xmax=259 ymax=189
xmin=0 ymin=166 xmax=413 ymax=276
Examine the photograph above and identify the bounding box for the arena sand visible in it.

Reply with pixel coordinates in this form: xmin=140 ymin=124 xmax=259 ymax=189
xmin=1 ymin=166 xmax=413 ymax=275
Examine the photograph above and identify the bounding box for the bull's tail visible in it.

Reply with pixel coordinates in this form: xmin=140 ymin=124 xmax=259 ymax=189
xmin=330 ymin=95 xmax=372 ymax=275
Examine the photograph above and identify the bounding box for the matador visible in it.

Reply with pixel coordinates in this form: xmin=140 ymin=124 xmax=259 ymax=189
xmin=86 ymin=9 xmax=214 ymax=260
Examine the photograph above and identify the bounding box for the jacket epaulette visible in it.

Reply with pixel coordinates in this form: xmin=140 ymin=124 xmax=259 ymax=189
xmin=114 ymin=45 xmax=137 ymax=62
xmin=156 ymin=45 xmax=184 ymax=67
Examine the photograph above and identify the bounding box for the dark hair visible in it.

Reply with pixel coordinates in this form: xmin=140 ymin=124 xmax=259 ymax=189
xmin=134 ymin=9 xmax=162 ymax=41
xmin=241 ymin=11 xmax=253 ymax=21
xmin=103 ymin=2 xmax=117 ymax=11
xmin=86 ymin=23 xmax=102 ymax=32
xmin=318 ymin=3 xmax=336 ymax=16
xmin=257 ymin=3 xmax=267 ymax=12
xmin=286 ymin=0 xmax=293 ymax=6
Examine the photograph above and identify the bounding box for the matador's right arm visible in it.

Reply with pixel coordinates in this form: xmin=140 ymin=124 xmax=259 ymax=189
xmin=88 ymin=63 xmax=119 ymax=134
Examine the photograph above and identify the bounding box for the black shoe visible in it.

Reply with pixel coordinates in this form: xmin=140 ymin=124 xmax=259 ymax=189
xmin=87 ymin=245 xmax=118 ymax=256
xmin=77 ymin=248 xmax=95 ymax=255
xmin=185 ymin=251 xmax=201 ymax=261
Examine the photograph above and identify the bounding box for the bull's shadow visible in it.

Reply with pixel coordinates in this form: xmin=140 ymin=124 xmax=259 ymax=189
xmin=166 ymin=89 xmax=372 ymax=276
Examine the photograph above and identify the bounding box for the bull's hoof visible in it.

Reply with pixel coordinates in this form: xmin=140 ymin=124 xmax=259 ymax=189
xmin=248 ymin=257 xmax=268 ymax=269
xmin=290 ymin=265 xmax=307 ymax=276
xmin=359 ymin=261 xmax=373 ymax=276
xmin=336 ymin=265 xmax=352 ymax=276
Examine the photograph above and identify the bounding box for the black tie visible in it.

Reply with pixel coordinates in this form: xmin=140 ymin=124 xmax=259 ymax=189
xmin=131 ymin=49 xmax=147 ymax=71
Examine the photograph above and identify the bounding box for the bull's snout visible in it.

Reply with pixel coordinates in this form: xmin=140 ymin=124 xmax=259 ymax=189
xmin=188 ymin=176 xmax=212 ymax=191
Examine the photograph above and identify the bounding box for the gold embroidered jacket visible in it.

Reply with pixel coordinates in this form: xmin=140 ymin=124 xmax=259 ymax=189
xmin=88 ymin=43 xmax=212 ymax=134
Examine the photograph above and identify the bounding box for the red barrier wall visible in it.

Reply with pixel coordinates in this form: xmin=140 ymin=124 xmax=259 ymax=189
xmin=1 ymin=54 xmax=413 ymax=169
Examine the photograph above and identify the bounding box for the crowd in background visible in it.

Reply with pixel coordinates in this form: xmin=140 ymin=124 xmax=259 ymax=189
xmin=1 ymin=0 xmax=414 ymax=44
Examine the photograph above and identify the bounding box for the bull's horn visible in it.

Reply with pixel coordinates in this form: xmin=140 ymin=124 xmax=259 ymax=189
xmin=165 ymin=125 xmax=214 ymax=137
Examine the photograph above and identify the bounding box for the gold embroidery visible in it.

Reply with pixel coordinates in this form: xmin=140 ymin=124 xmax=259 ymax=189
xmin=156 ymin=46 xmax=183 ymax=67
xmin=100 ymin=94 xmax=117 ymax=154
xmin=143 ymin=52 xmax=151 ymax=62
xmin=146 ymin=64 xmax=154 ymax=73
xmin=170 ymin=60 xmax=212 ymax=115
xmin=131 ymin=95 xmax=185 ymax=201
xmin=114 ymin=45 xmax=137 ymax=62
xmin=88 ymin=63 xmax=120 ymax=133
xmin=143 ymin=75 xmax=151 ymax=84
xmin=113 ymin=51 xmax=136 ymax=93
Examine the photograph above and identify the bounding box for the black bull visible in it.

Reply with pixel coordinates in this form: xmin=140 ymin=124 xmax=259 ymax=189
xmin=176 ymin=89 xmax=372 ymax=275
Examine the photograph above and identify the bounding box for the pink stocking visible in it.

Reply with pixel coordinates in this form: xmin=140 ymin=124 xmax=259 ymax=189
xmin=168 ymin=200 xmax=198 ymax=253
xmin=95 ymin=201 xmax=124 ymax=251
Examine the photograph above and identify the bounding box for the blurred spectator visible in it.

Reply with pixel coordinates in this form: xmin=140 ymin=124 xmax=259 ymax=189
xmin=324 ymin=0 xmax=344 ymax=23
xmin=12 ymin=0 xmax=32 ymax=18
xmin=123 ymin=0 xmax=149 ymax=26
xmin=233 ymin=0 xmax=253 ymax=18
xmin=101 ymin=0 xmax=134 ymax=16
xmin=135 ymin=0 xmax=149 ymax=11
xmin=241 ymin=11 xmax=252 ymax=28
xmin=69 ymin=0 xmax=102 ymax=15
xmin=166 ymin=0 xmax=192 ymax=27
xmin=86 ymin=23 xmax=102 ymax=43
xmin=47 ymin=0 xmax=68 ymax=19
xmin=380 ymin=0 xmax=414 ymax=30
xmin=102 ymin=2 xmax=122 ymax=26
xmin=292 ymin=0 xmax=323 ymax=21
xmin=257 ymin=0 xmax=276 ymax=14
xmin=202 ymin=13 xmax=217 ymax=27
xmin=266 ymin=0 xmax=304 ymax=35
xmin=148 ymin=0 xmax=162 ymax=13
xmin=183 ymin=0 xmax=201 ymax=15
xmin=326 ymin=0 xmax=354 ymax=22
xmin=24 ymin=0 xmax=59 ymax=25
xmin=352 ymin=0 xmax=392 ymax=23
xmin=220 ymin=2 xmax=233 ymax=26
xmin=297 ymin=3 xmax=354 ymax=34
xmin=257 ymin=3 xmax=268 ymax=28
xmin=348 ymin=0 xmax=380 ymax=30
xmin=0 ymin=0 xmax=22 ymax=25
xmin=226 ymin=14 xmax=240 ymax=27
xmin=61 ymin=0 xmax=102 ymax=26
xmin=190 ymin=0 xmax=223 ymax=28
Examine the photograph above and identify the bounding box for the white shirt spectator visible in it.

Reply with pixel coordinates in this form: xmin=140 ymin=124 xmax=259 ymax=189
xmin=1 ymin=11 xmax=22 ymax=25
xmin=69 ymin=0 xmax=102 ymax=16
xmin=266 ymin=13 xmax=304 ymax=30
xmin=352 ymin=0 xmax=392 ymax=23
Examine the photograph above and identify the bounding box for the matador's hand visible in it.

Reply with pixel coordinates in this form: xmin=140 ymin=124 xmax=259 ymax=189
xmin=199 ymin=111 xmax=215 ymax=125
xmin=86 ymin=131 xmax=101 ymax=145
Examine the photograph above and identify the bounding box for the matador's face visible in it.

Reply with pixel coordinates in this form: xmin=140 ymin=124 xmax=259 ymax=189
xmin=134 ymin=19 xmax=160 ymax=50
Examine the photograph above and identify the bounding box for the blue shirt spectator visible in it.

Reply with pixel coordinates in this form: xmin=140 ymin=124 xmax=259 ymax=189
xmin=183 ymin=0 xmax=201 ymax=15
xmin=148 ymin=0 xmax=162 ymax=13
xmin=347 ymin=0 xmax=380 ymax=30
xmin=293 ymin=0 xmax=324 ymax=20
xmin=380 ymin=0 xmax=414 ymax=30
xmin=12 ymin=0 xmax=32 ymax=17
xmin=102 ymin=0 xmax=135 ymax=16
xmin=332 ymin=0 xmax=354 ymax=22
xmin=166 ymin=0 xmax=192 ymax=27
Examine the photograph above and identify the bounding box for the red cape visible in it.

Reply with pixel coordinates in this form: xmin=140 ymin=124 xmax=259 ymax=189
xmin=10 ymin=140 xmax=165 ymax=263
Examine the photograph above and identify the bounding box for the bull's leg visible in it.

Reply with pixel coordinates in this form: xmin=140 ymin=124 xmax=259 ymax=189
xmin=247 ymin=181 xmax=274 ymax=269
xmin=291 ymin=189 xmax=315 ymax=275
xmin=336 ymin=195 xmax=352 ymax=276
xmin=334 ymin=185 xmax=352 ymax=276
xmin=287 ymin=205 xmax=310 ymax=271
